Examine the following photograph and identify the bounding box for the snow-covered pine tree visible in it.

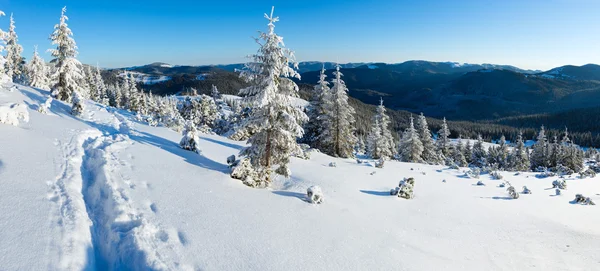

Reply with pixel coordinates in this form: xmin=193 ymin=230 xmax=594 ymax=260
xmin=510 ymin=131 xmax=530 ymax=172
xmin=471 ymin=135 xmax=487 ymax=168
xmin=463 ymin=139 xmax=473 ymax=164
xmin=93 ymin=65 xmax=109 ymax=105
xmin=27 ymin=46 xmax=50 ymax=90
xmin=367 ymin=99 xmax=395 ymax=159
xmin=437 ymin=117 xmax=451 ymax=158
xmin=530 ymin=125 xmax=549 ymax=170
xmin=179 ymin=121 xmax=201 ymax=153
xmin=303 ymin=66 xmax=329 ymax=149
xmin=452 ymin=137 xmax=468 ymax=167
xmin=398 ymin=116 xmax=424 ymax=163
xmin=5 ymin=14 xmax=24 ymax=82
xmin=70 ymin=90 xmax=84 ymax=116
xmin=320 ymin=64 xmax=357 ymax=158
xmin=417 ymin=113 xmax=440 ymax=164
xmin=211 ymin=84 xmax=221 ymax=100
xmin=0 ymin=11 xmax=7 ymax=81
xmin=558 ymin=127 xmax=583 ymax=172
xmin=49 ymin=7 xmax=83 ymax=102
xmin=366 ymin=118 xmax=382 ymax=158
xmin=237 ymin=7 xmax=308 ymax=184
xmin=197 ymin=94 xmax=219 ymax=129
xmin=548 ymin=136 xmax=559 ymax=168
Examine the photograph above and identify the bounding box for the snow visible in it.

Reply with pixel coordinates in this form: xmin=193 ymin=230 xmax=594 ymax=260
xmin=1 ymin=82 xmax=600 ymax=270
xmin=0 ymin=102 xmax=29 ymax=126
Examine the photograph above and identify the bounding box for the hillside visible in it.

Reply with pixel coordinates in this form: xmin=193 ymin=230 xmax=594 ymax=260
xmin=2 ymin=83 xmax=600 ymax=270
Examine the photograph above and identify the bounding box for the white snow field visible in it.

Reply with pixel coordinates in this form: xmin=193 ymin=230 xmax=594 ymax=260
xmin=1 ymin=83 xmax=600 ymax=270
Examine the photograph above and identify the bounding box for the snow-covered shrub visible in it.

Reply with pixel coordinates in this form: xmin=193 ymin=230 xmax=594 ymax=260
xmin=553 ymin=164 xmax=574 ymax=176
xmin=536 ymin=170 xmax=556 ymax=178
xmin=71 ymin=91 xmax=85 ymax=116
xmin=464 ymin=168 xmax=480 ymax=179
xmin=227 ymin=155 xmax=237 ymax=167
xmin=552 ymin=179 xmax=567 ymax=190
xmin=293 ymin=144 xmax=312 ymax=160
xmin=230 ymin=158 xmax=260 ymax=187
xmin=38 ymin=96 xmax=53 ymax=114
xmin=329 ymin=162 xmax=337 ymax=168
xmin=507 ymin=183 xmax=519 ymax=199
xmin=375 ymin=157 xmax=384 ymax=168
xmin=476 ymin=180 xmax=485 ymax=186
xmin=490 ymin=171 xmax=503 ymax=180
xmin=555 ymin=188 xmax=561 ymax=196
xmin=0 ymin=103 xmax=29 ymax=126
xmin=307 ymin=186 xmax=324 ymax=204
xmin=448 ymin=162 xmax=459 ymax=170
xmin=579 ymin=169 xmax=597 ymax=179
xmin=396 ymin=177 xmax=415 ymax=199
xmin=179 ymin=122 xmax=201 ymax=153
xmin=522 ymin=186 xmax=532 ymax=194
xmin=535 ymin=166 xmax=547 ymax=173
xmin=573 ymin=194 xmax=595 ymax=205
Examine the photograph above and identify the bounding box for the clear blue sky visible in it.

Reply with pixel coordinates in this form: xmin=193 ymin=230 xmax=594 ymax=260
xmin=2 ymin=0 xmax=599 ymax=70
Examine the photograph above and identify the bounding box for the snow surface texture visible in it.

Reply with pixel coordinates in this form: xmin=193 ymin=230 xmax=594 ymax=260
xmin=0 ymin=102 xmax=29 ymax=126
xmin=1 ymin=83 xmax=600 ymax=270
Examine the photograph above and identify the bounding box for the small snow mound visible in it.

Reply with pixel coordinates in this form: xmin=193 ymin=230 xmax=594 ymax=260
xmin=0 ymin=103 xmax=29 ymax=126
xmin=307 ymin=186 xmax=324 ymax=204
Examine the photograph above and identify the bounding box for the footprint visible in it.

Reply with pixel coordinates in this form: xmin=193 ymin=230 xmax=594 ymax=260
xmin=150 ymin=203 xmax=158 ymax=213
xmin=177 ymin=231 xmax=188 ymax=246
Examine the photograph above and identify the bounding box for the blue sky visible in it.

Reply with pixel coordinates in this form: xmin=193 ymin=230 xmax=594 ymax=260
xmin=2 ymin=0 xmax=599 ymax=70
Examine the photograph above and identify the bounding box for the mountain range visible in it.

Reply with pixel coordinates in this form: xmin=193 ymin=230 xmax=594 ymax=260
xmin=107 ymin=60 xmax=600 ymax=133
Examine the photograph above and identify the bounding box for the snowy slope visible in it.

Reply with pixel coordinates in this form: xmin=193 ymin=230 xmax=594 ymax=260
xmin=1 ymin=83 xmax=600 ymax=270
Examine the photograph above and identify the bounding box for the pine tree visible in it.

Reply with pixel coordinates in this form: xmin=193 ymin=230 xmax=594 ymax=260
xmin=471 ymin=135 xmax=487 ymax=168
xmin=27 ymin=46 xmax=50 ymax=90
xmin=367 ymin=99 xmax=395 ymax=159
xmin=398 ymin=116 xmax=423 ymax=163
xmin=548 ymin=136 xmax=559 ymax=168
xmin=49 ymin=7 xmax=83 ymax=102
xmin=93 ymin=65 xmax=109 ymax=105
xmin=417 ymin=113 xmax=440 ymax=164
xmin=530 ymin=125 xmax=549 ymax=170
xmin=510 ymin=131 xmax=530 ymax=172
xmin=237 ymin=7 xmax=308 ymax=184
xmin=452 ymin=137 xmax=468 ymax=167
xmin=303 ymin=66 xmax=329 ymax=149
xmin=437 ymin=117 xmax=451 ymax=158
xmin=5 ymin=14 xmax=23 ymax=82
xmin=198 ymin=94 xmax=219 ymax=128
xmin=321 ymin=64 xmax=357 ymax=158
xmin=211 ymin=84 xmax=221 ymax=100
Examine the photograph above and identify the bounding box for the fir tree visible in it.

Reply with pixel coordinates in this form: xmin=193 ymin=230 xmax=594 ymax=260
xmin=452 ymin=137 xmax=468 ymax=167
xmin=27 ymin=46 xmax=50 ymax=90
xmin=5 ymin=14 xmax=23 ymax=82
xmin=398 ymin=116 xmax=423 ymax=163
xmin=471 ymin=135 xmax=487 ymax=168
xmin=93 ymin=65 xmax=109 ymax=105
xmin=49 ymin=7 xmax=83 ymax=102
xmin=237 ymin=7 xmax=308 ymax=185
xmin=367 ymin=99 xmax=395 ymax=159
xmin=0 ymin=11 xmax=7 ymax=79
xmin=303 ymin=66 xmax=329 ymax=149
xmin=530 ymin=125 xmax=549 ymax=169
xmin=321 ymin=64 xmax=357 ymax=158
xmin=417 ymin=113 xmax=440 ymax=164
xmin=510 ymin=131 xmax=530 ymax=172
xmin=463 ymin=139 xmax=473 ymax=164
xmin=437 ymin=117 xmax=451 ymax=158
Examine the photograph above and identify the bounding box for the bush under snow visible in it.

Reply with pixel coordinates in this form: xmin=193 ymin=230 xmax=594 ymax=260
xmin=37 ymin=97 xmax=53 ymax=114
xmin=552 ymin=179 xmax=567 ymax=190
xmin=573 ymin=194 xmax=595 ymax=205
xmin=307 ymin=186 xmax=324 ymax=204
xmin=390 ymin=177 xmax=415 ymax=199
xmin=179 ymin=122 xmax=201 ymax=153
xmin=0 ymin=103 xmax=29 ymax=126
xmin=507 ymin=183 xmax=519 ymax=199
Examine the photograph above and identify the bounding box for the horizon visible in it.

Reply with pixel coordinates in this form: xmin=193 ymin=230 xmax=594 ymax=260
xmin=5 ymin=0 xmax=600 ymax=70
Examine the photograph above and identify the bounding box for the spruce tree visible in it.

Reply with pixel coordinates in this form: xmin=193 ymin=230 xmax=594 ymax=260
xmin=27 ymin=46 xmax=50 ymax=90
xmin=367 ymin=99 xmax=395 ymax=159
xmin=417 ymin=113 xmax=440 ymax=164
xmin=5 ymin=14 xmax=23 ymax=82
xmin=530 ymin=126 xmax=549 ymax=170
xmin=471 ymin=135 xmax=487 ymax=168
xmin=93 ymin=65 xmax=109 ymax=105
xmin=321 ymin=64 xmax=357 ymax=158
xmin=303 ymin=66 xmax=329 ymax=149
xmin=0 ymin=11 xmax=6 ymax=79
xmin=398 ymin=116 xmax=423 ymax=163
xmin=452 ymin=137 xmax=468 ymax=167
xmin=49 ymin=7 xmax=83 ymax=102
xmin=464 ymin=140 xmax=473 ymax=164
xmin=510 ymin=131 xmax=530 ymax=172
xmin=437 ymin=117 xmax=451 ymax=158
xmin=237 ymin=7 xmax=308 ymax=185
